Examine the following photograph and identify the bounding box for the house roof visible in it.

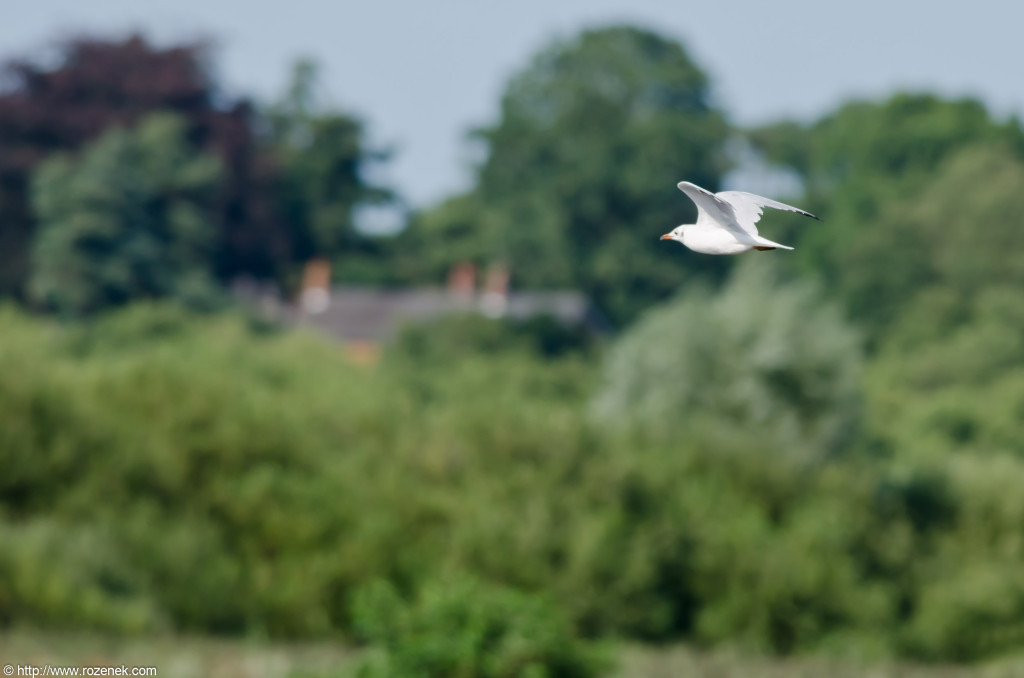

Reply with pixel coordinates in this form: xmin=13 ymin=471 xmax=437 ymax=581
xmin=236 ymin=283 xmax=609 ymax=342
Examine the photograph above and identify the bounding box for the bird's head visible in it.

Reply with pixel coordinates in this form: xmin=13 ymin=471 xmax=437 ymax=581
xmin=660 ymin=225 xmax=686 ymax=243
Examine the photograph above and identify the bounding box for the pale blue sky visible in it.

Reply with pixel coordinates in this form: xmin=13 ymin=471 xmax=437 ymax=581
xmin=3 ymin=0 xmax=1021 ymax=206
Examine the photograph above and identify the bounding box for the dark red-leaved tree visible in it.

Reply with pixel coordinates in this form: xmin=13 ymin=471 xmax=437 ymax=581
xmin=0 ymin=35 xmax=291 ymax=298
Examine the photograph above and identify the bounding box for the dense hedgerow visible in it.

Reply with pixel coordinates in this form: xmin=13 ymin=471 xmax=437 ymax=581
xmin=0 ymin=303 xmax=1023 ymax=662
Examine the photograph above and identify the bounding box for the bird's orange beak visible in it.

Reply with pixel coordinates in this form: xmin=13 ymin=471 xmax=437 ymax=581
xmin=660 ymin=234 xmax=673 ymax=240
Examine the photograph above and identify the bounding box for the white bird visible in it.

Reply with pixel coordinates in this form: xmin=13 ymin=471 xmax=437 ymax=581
xmin=661 ymin=181 xmax=820 ymax=255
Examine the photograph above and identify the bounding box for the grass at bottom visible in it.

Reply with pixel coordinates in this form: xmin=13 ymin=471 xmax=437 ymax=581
xmin=2 ymin=632 xmax=1023 ymax=678
xmin=0 ymin=632 xmax=353 ymax=678
xmin=616 ymin=644 xmax=1024 ymax=678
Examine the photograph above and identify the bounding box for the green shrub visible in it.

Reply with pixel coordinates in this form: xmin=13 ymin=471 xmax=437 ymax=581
xmin=0 ymin=519 xmax=163 ymax=633
xmin=592 ymin=258 xmax=863 ymax=457
xmin=349 ymin=578 xmax=607 ymax=678
xmin=1 ymin=302 xmax=1024 ymax=662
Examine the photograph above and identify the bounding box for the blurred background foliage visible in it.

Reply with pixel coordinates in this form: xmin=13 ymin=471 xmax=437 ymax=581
xmin=402 ymin=26 xmax=730 ymax=325
xmin=592 ymin=258 xmax=862 ymax=457
xmin=30 ymin=113 xmax=224 ymax=316
xmin=0 ymin=21 xmax=1023 ymax=678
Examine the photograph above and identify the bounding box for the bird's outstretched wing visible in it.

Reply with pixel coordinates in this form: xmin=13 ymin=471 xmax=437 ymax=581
xmin=676 ymin=181 xmax=749 ymax=239
xmin=716 ymin=191 xmax=821 ymax=236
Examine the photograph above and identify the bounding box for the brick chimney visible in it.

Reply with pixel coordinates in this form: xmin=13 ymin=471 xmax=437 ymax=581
xmin=448 ymin=261 xmax=476 ymax=305
xmin=480 ymin=262 xmax=509 ymax=318
xmin=300 ymin=258 xmax=331 ymax=315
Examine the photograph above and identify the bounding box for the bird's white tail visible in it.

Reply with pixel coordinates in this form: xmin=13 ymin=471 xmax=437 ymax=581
xmin=753 ymin=236 xmax=793 ymax=251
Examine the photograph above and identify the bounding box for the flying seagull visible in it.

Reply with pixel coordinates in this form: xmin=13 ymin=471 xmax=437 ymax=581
xmin=661 ymin=181 xmax=820 ymax=255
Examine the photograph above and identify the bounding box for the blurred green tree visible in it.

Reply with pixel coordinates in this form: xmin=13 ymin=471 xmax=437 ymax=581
xmin=0 ymin=35 xmax=284 ymax=298
xmin=746 ymin=94 xmax=1024 ymax=328
xmin=407 ymin=26 xmax=731 ymax=325
xmin=350 ymin=578 xmax=606 ymax=678
xmin=749 ymin=95 xmax=1022 ymax=202
xmin=593 ymin=258 xmax=862 ymax=456
xmin=266 ymin=60 xmax=398 ymax=285
xmin=859 ymin=146 xmax=1024 ymax=461
xmin=29 ymin=114 xmax=223 ymax=316
xmin=840 ymin=145 xmax=1024 ymax=339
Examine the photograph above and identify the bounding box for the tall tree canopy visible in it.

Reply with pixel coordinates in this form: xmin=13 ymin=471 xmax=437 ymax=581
xmin=409 ymin=26 xmax=730 ymax=325
xmin=30 ymin=114 xmax=223 ymax=316
xmin=747 ymin=95 xmax=1024 ymax=477
xmin=0 ymin=35 xmax=282 ymax=297
xmin=746 ymin=94 xmax=1024 ymax=320
xmin=265 ymin=60 xmax=397 ymax=284
xmin=750 ymin=94 xmax=1024 ymax=203
xmin=854 ymin=146 xmax=1024 ymax=461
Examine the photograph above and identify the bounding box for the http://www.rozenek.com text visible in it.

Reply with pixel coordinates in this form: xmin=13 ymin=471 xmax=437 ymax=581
xmin=5 ymin=666 xmax=156 ymax=677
